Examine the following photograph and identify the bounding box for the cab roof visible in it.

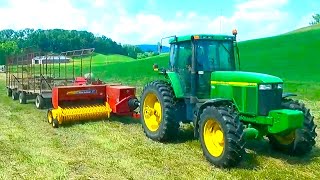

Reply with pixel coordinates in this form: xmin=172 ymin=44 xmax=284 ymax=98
xmin=169 ymin=34 xmax=235 ymax=44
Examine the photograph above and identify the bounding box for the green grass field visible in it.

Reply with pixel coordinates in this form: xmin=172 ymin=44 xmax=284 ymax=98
xmin=1 ymin=25 xmax=320 ymax=179
xmin=73 ymin=53 xmax=136 ymax=66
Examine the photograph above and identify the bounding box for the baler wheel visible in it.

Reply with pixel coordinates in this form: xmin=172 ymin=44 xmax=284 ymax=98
xmin=47 ymin=109 xmax=53 ymax=124
xmin=140 ymin=80 xmax=179 ymax=142
xmin=19 ymin=92 xmax=27 ymax=104
xmin=35 ymin=95 xmax=45 ymax=109
xmin=199 ymin=106 xmax=245 ymax=168
xmin=268 ymin=99 xmax=317 ymax=155
xmin=11 ymin=90 xmax=18 ymax=100
xmin=52 ymin=118 xmax=59 ymax=128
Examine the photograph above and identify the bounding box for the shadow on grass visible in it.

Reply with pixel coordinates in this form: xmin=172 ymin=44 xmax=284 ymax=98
xmin=160 ymin=125 xmax=319 ymax=170
xmin=241 ymin=139 xmax=320 ymax=167
xmin=171 ymin=124 xmax=196 ymax=144
xmin=108 ymin=115 xmax=141 ymax=125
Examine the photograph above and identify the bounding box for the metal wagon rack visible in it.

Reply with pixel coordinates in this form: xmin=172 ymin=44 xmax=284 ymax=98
xmin=5 ymin=48 xmax=95 ymax=109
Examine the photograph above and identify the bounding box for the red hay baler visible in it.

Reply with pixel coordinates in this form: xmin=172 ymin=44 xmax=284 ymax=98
xmin=47 ymin=84 xmax=140 ymax=128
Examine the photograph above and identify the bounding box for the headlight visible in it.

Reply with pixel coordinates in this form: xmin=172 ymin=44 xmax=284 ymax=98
xmin=277 ymin=84 xmax=283 ymax=89
xmin=259 ymin=84 xmax=272 ymax=90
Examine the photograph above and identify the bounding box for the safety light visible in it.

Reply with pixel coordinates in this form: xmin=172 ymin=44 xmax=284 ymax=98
xmin=194 ymin=35 xmax=200 ymax=40
xmin=232 ymin=29 xmax=238 ymax=36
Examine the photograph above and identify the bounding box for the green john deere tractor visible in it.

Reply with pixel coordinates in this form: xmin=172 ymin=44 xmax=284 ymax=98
xmin=139 ymin=30 xmax=317 ymax=168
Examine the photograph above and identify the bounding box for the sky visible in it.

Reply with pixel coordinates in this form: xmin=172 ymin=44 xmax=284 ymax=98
xmin=0 ymin=0 xmax=319 ymax=45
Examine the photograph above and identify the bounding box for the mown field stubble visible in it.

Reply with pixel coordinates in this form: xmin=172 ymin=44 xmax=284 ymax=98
xmin=0 ymin=70 xmax=319 ymax=179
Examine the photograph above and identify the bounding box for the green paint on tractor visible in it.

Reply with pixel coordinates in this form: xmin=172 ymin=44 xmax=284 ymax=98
xmin=167 ymin=72 xmax=184 ymax=98
xmin=212 ymin=71 xmax=283 ymax=84
xmin=141 ymin=32 xmax=317 ymax=168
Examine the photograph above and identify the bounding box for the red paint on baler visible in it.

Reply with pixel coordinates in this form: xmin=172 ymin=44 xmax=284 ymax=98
xmin=74 ymin=77 xmax=87 ymax=86
xmin=106 ymin=85 xmax=136 ymax=115
xmin=52 ymin=85 xmax=106 ymax=109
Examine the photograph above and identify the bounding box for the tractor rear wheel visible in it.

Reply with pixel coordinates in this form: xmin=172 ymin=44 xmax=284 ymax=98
xmin=268 ymin=99 xmax=317 ymax=155
xmin=199 ymin=106 xmax=245 ymax=168
xmin=140 ymin=80 xmax=179 ymax=142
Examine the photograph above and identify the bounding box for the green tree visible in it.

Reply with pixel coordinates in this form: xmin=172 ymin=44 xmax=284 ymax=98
xmin=0 ymin=41 xmax=19 ymax=65
xmin=309 ymin=13 xmax=320 ymax=25
xmin=0 ymin=28 xmax=141 ymax=59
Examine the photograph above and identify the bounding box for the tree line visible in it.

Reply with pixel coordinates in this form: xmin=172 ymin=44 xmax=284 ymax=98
xmin=0 ymin=28 xmax=143 ymax=65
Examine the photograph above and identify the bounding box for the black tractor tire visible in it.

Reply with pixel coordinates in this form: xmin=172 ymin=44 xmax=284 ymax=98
xmin=11 ymin=90 xmax=18 ymax=100
xmin=52 ymin=118 xmax=59 ymax=128
xmin=199 ymin=106 xmax=245 ymax=168
xmin=140 ymin=80 xmax=179 ymax=142
xmin=19 ymin=92 xmax=27 ymax=104
xmin=35 ymin=95 xmax=45 ymax=109
xmin=268 ymin=99 xmax=317 ymax=156
xmin=7 ymin=88 xmax=12 ymax=97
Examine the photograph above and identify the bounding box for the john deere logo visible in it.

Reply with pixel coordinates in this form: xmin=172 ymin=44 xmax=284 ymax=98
xmin=67 ymin=89 xmax=97 ymax=95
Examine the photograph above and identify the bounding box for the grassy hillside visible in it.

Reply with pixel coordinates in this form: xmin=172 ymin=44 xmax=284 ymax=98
xmin=238 ymin=27 xmax=320 ymax=99
xmin=238 ymin=27 xmax=320 ymax=82
xmin=73 ymin=53 xmax=135 ymax=66
xmin=287 ymin=24 xmax=320 ymax=34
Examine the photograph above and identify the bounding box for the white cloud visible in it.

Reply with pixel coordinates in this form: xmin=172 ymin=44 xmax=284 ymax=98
xmin=187 ymin=12 xmax=197 ymax=19
xmin=0 ymin=0 xmax=88 ymax=30
xmin=175 ymin=11 xmax=183 ymax=18
xmin=236 ymin=0 xmax=288 ymax=10
xmin=0 ymin=0 xmax=295 ymax=45
xmin=93 ymin=0 xmax=105 ymax=8
xmin=233 ymin=0 xmax=289 ymax=22
xmin=87 ymin=0 xmax=290 ymax=44
xmin=109 ymin=13 xmax=190 ymax=44
xmin=207 ymin=0 xmax=289 ymax=41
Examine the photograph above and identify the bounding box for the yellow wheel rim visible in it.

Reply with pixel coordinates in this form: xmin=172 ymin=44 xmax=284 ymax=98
xmin=203 ymin=119 xmax=224 ymax=157
xmin=143 ymin=92 xmax=162 ymax=132
xmin=48 ymin=111 xmax=53 ymax=124
xmin=274 ymin=131 xmax=296 ymax=145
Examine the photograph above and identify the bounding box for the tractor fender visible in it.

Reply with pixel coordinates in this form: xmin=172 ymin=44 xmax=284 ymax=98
xmin=282 ymin=92 xmax=297 ymax=99
xmin=193 ymin=98 xmax=233 ymax=138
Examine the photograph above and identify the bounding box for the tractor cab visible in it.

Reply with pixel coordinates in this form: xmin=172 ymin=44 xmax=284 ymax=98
xmin=166 ymin=34 xmax=238 ymax=98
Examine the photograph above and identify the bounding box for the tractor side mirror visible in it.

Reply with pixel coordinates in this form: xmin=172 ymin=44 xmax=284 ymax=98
xmin=153 ymin=63 xmax=159 ymax=71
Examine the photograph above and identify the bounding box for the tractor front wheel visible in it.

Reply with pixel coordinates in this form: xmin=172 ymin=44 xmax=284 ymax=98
xmin=199 ymin=106 xmax=245 ymax=168
xmin=268 ymin=99 xmax=317 ymax=155
xmin=140 ymin=80 xmax=179 ymax=142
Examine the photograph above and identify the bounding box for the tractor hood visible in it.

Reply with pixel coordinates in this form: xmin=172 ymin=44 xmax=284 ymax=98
xmin=211 ymin=71 xmax=283 ymax=84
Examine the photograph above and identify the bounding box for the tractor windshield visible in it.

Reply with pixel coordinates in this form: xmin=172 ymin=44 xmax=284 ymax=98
xmin=195 ymin=40 xmax=235 ymax=71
